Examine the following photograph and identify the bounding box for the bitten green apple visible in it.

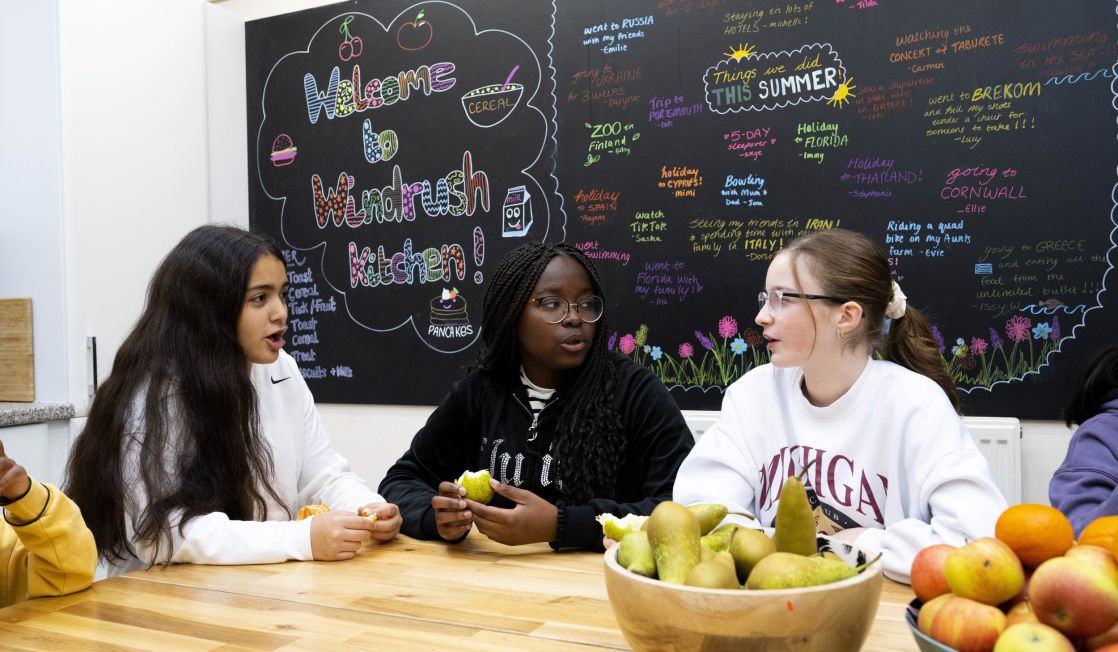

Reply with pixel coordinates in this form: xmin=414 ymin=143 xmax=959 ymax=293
xmin=455 ymin=469 xmax=494 ymax=504
xmin=944 ymin=537 xmax=1025 ymax=606
xmin=1028 ymin=556 xmax=1118 ymax=638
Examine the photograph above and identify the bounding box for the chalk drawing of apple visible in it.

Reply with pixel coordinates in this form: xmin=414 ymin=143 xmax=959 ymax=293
xmin=397 ymin=10 xmax=433 ymax=51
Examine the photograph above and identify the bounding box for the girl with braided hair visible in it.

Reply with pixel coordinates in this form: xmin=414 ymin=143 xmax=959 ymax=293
xmin=379 ymin=241 xmax=693 ymax=550
xmin=675 ymin=228 xmax=1006 ymax=583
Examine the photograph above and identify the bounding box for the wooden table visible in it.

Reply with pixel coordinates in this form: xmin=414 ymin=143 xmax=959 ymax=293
xmin=0 ymin=534 xmax=918 ymax=650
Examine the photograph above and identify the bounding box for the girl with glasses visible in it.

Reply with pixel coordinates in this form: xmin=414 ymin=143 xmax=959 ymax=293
xmin=380 ymin=241 xmax=693 ymax=550
xmin=675 ymin=228 xmax=1006 ymax=582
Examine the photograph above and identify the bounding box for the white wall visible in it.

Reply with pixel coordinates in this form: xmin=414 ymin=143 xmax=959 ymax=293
xmin=57 ymin=0 xmax=212 ymax=413
xmin=0 ymin=0 xmax=68 ymax=402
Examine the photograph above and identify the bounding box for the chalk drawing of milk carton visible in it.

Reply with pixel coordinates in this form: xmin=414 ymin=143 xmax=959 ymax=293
xmin=502 ymin=186 xmax=533 ymax=237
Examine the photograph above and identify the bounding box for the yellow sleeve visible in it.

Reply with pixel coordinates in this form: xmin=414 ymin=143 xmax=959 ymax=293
xmin=2 ymin=480 xmax=97 ymax=606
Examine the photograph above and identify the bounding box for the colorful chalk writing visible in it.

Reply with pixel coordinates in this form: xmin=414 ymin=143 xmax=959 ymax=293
xmin=723 ymin=126 xmax=776 ymax=160
xmin=660 ymin=165 xmax=703 ymax=198
xmin=722 ymin=173 xmax=767 ymax=207
xmin=567 ymin=64 xmax=641 ymax=109
xmin=632 ymin=260 xmax=704 ymax=304
xmin=840 ymin=157 xmax=922 ymax=199
xmin=573 ymin=187 xmax=620 ymax=225
xmin=793 ymin=121 xmax=848 ymax=164
xmin=705 ymin=43 xmax=846 ymax=113
xmin=630 ymin=210 xmax=668 ymax=243
xmin=584 ymin=121 xmax=641 ymax=165
xmin=648 ymin=95 xmax=705 ymax=128
xmin=581 ymin=15 xmax=654 ymax=55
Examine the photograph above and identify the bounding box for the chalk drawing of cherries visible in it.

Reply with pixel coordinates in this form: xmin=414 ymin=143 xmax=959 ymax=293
xmin=397 ymin=10 xmax=433 ymax=51
xmin=338 ymin=16 xmax=363 ymax=61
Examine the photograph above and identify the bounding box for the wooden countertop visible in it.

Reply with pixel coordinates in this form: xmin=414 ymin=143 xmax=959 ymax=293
xmin=0 ymin=533 xmax=918 ymax=650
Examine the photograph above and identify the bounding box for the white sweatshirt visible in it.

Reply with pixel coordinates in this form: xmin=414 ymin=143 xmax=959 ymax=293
xmin=109 ymin=350 xmax=382 ymax=576
xmin=674 ymin=359 xmax=1007 ymax=582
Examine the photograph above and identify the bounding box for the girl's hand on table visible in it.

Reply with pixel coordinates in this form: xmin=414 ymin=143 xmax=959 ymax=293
xmin=310 ymin=511 xmax=376 ymax=560
xmin=432 ymin=481 xmax=473 ymax=541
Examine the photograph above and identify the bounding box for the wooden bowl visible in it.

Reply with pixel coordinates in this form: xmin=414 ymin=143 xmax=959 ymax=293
xmin=603 ymin=536 xmax=884 ymax=652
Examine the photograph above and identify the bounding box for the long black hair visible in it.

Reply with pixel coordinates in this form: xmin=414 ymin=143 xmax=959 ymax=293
xmin=1063 ymin=344 xmax=1118 ymax=427
xmin=475 ymin=241 xmax=624 ymax=504
xmin=65 ymin=225 xmax=289 ymax=564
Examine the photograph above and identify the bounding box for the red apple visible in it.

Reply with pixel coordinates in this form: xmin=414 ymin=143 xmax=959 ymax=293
xmin=945 ymin=537 xmax=1026 ymax=606
xmin=931 ymin=596 xmax=1007 ymax=652
xmin=1005 ymin=600 xmax=1040 ymax=626
xmin=1086 ymin=620 xmax=1118 ymax=650
xmin=919 ymin=593 xmax=956 ymax=636
xmin=912 ymin=543 xmax=955 ymax=602
xmin=1029 ymin=556 xmax=1118 ymax=637
xmin=1064 ymin=544 xmax=1118 ymax=587
xmin=992 ymin=622 xmax=1075 ymax=652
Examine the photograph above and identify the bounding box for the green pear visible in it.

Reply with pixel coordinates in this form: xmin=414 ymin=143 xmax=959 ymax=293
xmin=646 ymin=501 xmax=701 ymax=584
xmin=596 ymin=513 xmax=649 ymax=541
xmin=454 ymin=469 xmax=493 ymax=504
xmin=688 ymin=504 xmax=729 ymax=535
xmin=700 ymin=522 xmax=740 ymax=553
xmin=684 ymin=558 xmax=740 ymax=589
xmin=728 ymin=528 xmax=776 ymax=584
xmin=771 ymin=473 xmax=817 ymax=556
xmin=745 ymin=552 xmax=857 ymax=589
xmin=712 ymin=550 xmax=737 ymax=576
xmin=616 ymin=531 xmax=656 ymax=578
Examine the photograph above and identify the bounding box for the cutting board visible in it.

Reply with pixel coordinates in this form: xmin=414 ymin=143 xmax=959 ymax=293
xmin=0 ymin=298 xmax=34 ymax=402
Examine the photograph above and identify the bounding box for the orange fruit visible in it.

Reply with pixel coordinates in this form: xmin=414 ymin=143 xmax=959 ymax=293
xmin=1080 ymin=515 xmax=1118 ymax=550
xmin=994 ymin=504 xmax=1074 ymax=568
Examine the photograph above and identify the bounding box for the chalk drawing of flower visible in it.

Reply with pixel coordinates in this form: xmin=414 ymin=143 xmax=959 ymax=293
xmin=989 ymin=327 xmax=1003 ymax=350
xmin=1031 ymin=322 xmax=1052 ymax=340
xmin=695 ymin=330 xmax=714 ymax=350
xmin=1006 ymin=315 xmax=1032 ymax=343
xmin=619 ymin=333 xmax=636 ymax=355
xmin=718 ymin=315 xmax=739 ymax=339
xmin=970 ymin=337 xmax=988 ymax=356
xmin=931 ymin=325 xmax=946 ymax=353
xmin=635 ymin=324 xmax=649 ymax=348
xmin=608 ymin=331 xmax=617 ymax=351
xmin=650 ymin=346 xmax=663 ymax=361
xmin=731 ymin=337 xmax=747 ymax=354
xmin=1050 ymin=316 xmax=1061 ymax=340
xmin=679 ymin=342 xmax=695 ymax=359
xmin=744 ymin=328 xmax=763 ymax=346
xmin=952 ymin=337 xmax=968 ymax=358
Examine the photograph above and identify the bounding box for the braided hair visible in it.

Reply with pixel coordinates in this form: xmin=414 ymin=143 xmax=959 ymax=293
xmin=475 ymin=242 xmax=625 ymax=504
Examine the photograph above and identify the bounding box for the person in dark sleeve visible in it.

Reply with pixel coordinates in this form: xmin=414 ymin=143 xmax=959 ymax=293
xmin=379 ymin=241 xmax=694 ymax=551
xmin=1050 ymin=344 xmax=1118 ymax=535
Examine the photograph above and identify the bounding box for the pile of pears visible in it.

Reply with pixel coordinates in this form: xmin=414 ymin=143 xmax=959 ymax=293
xmin=612 ymin=472 xmax=871 ymax=590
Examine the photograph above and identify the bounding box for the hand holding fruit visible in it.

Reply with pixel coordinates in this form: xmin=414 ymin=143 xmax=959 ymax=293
xmin=309 ymin=510 xmax=378 ymax=560
xmin=469 ymin=480 xmax=557 ymax=545
xmin=431 ymin=480 xmax=473 ymax=541
xmin=358 ymin=502 xmax=402 ymax=542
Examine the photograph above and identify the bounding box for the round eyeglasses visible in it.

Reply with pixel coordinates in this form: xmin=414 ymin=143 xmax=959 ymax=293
xmin=757 ymin=289 xmax=843 ymax=317
xmin=527 ymin=295 xmax=605 ymax=324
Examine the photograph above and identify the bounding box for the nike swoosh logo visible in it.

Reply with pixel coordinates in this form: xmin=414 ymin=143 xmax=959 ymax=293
xmin=270 ymin=376 xmax=292 ymax=384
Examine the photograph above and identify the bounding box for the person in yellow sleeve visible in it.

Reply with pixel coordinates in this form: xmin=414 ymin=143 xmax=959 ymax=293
xmin=1 ymin=438 xmax=97 ymax=607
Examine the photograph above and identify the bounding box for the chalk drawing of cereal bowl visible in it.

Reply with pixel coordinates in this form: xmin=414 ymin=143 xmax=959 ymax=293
xmin=461 ymin=83 xmax=523 ymax=128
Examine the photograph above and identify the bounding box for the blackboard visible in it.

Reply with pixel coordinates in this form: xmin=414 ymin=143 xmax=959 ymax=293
xmin=246 ymin=0 xmax=1117 ymax=418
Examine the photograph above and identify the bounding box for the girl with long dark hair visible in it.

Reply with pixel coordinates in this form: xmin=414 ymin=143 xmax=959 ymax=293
xmin=1050 ymin=344 xmax=1118 ymax=535
xmin=65 ymin=225 xmax=401 ymax=575
xmin=378 ymin=241 xmax=693 ymax=550
xmin=675 ymin=228 xmax=1006 ymax=583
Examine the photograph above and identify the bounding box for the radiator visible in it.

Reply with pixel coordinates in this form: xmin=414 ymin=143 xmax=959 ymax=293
xmin=963 ymin=416 xmax=1022 ymax=505
xmin=683 ymin=411 xmax=1023 ymax=505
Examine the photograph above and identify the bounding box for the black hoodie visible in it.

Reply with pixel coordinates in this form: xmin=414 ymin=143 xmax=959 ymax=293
xmin=378 ymin=352 xmax=694 ymax=550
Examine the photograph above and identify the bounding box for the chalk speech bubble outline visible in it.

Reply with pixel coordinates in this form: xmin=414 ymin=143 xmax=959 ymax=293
xmin=703 ymin=42 xmax=847 ymax=114
xmin=254 ymin=2 xmax=565 ymax=354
